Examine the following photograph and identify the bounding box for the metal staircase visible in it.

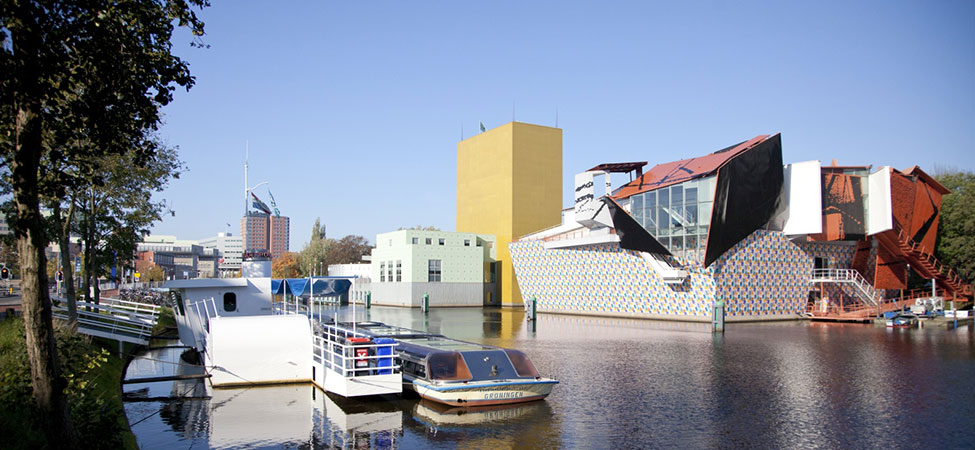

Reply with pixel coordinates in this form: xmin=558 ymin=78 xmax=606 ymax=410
xmin=810 ymin=268 xmax=883 ymax=307
xmin=888 ymin=224 xmax=972 ymax=298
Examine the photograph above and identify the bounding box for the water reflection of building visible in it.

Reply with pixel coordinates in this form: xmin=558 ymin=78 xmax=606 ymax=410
xmin=509 ymin=134 xmax=959 ymax=321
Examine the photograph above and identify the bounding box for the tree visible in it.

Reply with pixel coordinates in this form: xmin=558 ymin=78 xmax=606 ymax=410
xmin=273 ymin=252 xmax=302 ymax=279
xmin=299 ymin=217 xmax=329 ymax=276
xmin=328 ymin=235 xmax=372 ymax=266
xmin=399 ymin=225 xmax=440 ymax=231
xmin=0 ymin=0 xmax=208 ymax=442
xmin=77 ymin=144 xmax=183 ymax=305
xmin=935 ymin=171 xmax=975 ymax=281
xmin=311 ymin=218 xmax=326 ymax=241
xmin=144 ymin=263 xmax=165 ymax=282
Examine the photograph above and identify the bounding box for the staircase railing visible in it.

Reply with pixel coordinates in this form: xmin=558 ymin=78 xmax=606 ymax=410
xmin=893 ymin=223 xmax=970 ymax=292
xmin=810 ymin=268 xmax=883 ymax=307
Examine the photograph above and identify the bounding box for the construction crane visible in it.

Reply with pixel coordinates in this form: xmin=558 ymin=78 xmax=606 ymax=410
xmin=267 ymin=190 xmax=281 ymax=217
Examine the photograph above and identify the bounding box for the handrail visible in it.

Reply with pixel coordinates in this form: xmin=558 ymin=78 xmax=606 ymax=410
xmin=810 ymin=268 xmax=882 ymax=307
xmin=314 ymin=323 xmax=400 ymax=378
xmin=893 ymin=222 xmax=970 ymax=289
xmin=52 ymin=302 xmax=157 ymax=343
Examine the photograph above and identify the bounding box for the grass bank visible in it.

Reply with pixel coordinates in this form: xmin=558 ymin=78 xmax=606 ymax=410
xmin=0 ymin=317 xmax=138 ymax=450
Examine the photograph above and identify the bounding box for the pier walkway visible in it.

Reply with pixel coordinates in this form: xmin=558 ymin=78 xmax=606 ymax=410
xmin=52 ymin=297 xmax=161 ymax=345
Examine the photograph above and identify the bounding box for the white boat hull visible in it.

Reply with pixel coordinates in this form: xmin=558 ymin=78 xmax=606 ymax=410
xmin=317 ymin=370 xmax=402 ymax=397
xmin=408 ymin=378 xmax=557 ymax=407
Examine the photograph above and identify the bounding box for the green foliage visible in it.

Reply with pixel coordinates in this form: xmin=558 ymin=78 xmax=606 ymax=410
xmin=297 ymin=219 xmax=371 ymax=276
xmin=154 ymin=306 xmax=176 ymax=336
xmin=145 ymin=263 xmax=165 ymax=282
xmin=935 ymin=171 xmax=975 ymax=281
xmin=0 ymin=318 xmax=135 ymax=449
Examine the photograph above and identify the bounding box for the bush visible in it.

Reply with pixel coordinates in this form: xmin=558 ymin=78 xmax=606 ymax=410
xmin=0 ymin=318 xmax=137 ymax=450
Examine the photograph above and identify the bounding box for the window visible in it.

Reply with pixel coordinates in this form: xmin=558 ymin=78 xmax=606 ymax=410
xmin=387 ymin=263 xmax=393 ymax=283
xmin=428 ymin=259 xmax=442 ymax=282
xmin=223 ymin=292 xmax=237 ymax=312
xmin=464 ymin=239 xmax=470 ymax=246
xmin=632 ymin=195 xmax=643 ymax=226
xmin=425 ymin=238 xmax=432 ymax=245
xmin=412 ymin=237 xmax=419 ymax=244
xmin=396 ymin=260 xmax=402 ymax=282
xmin=439 ymin=238 xmax=445 ymax=246
xmin=380 ymin=262 xmax=386 ymax=282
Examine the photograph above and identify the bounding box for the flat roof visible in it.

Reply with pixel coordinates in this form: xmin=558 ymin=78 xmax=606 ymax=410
xmin=587 ymin=162 xmax=648 ymax=173
xmin=162 ymin=278 xmax=253 ymax=289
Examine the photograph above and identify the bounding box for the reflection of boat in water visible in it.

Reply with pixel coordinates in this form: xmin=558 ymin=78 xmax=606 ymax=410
xmin=348 ymin=321 xmax=558 ymax=407
xmin=412 ymin=399 xmax=551 ymax=427
xmin=319 ymin=392 xmax=404 ymax=448
xmin=208 ymin=385 xmax=404 ymax=449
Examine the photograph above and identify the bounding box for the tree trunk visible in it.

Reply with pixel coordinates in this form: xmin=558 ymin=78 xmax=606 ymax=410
xmin=53 ymin=201 xmax=77 ymax=325
xmin=12 ymin=104 xmax=74 ymax=443
xmin=82 ymin=196 xmax=92 ymax=305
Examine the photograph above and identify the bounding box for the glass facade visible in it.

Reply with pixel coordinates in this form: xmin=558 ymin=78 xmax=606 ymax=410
xmin=628 ymin=175 xmax=716 ymax=262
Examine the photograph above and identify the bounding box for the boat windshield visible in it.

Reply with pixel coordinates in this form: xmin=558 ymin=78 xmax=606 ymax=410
xmin=427 ymin=352 xmax=473 ymax=381
xmin=503 ymin=349 xmax=540 ymax=378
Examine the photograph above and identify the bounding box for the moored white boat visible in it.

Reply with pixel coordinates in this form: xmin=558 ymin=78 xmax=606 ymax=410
xmin=163 ymin=276 xmax=402 ymax=397
xmin=348 ymin=322 xmax=558 ymax=407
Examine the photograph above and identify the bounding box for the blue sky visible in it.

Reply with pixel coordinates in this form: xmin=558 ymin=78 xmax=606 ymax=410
xmin=151 ymin=0 xmax=975 ymax=247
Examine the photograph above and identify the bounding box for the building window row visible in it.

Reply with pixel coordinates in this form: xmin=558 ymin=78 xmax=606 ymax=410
xmin=379 ymin=260 xmax=402 ymax=282
xmin=629 ymin=175 xmax=716 ymax=262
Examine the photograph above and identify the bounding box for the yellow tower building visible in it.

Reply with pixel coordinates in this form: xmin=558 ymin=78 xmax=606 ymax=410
xmin=457 ymin=122 xmax=562 ymax=306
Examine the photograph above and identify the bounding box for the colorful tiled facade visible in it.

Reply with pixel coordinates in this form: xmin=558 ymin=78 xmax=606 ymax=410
xmin=510 ymin=229 xmax=866 ymax=322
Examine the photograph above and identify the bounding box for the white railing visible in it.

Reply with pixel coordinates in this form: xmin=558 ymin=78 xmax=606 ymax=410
xmin=100 ymin=297 xmax=162 ymax=318
xmin=810 ymin=268 xmax=882 ymax=307
xmin=185 ymin=297 xmax=218 ymax=351
xmin=52 ymin=299 xmax=158 ymax=344
xmin=272 ymin=297 xmax=401 ymax=378
xmin=313 ymin=324 xmax=400 ymax=378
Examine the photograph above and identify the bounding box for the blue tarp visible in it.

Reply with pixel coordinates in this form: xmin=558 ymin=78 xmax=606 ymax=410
xmin=271 ymin=277 xmax=353 ymax=297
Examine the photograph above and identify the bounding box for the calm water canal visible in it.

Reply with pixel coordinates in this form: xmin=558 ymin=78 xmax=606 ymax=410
xmin=124 ymin=306 xmax=975 ymax=449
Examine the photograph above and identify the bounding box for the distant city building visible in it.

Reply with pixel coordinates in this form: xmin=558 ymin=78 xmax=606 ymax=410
xmin=0 ymin=215 xmax=9 ymax=236
xmin=199 ymin=232 xmax=243 ymax=277
xmin=457 ymin=121 xmax=562 ymax=306
xmin=241 ymin=213 xmax=290 ymax=259
xmin=137 ymin=235 xmax=218 ymax=279
xmin=369 ymin=229 xmax=496 ymax=307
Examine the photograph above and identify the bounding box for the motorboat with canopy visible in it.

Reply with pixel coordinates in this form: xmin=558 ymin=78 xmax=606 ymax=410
xmin=344 ymin=322 xmax=557 ymax=406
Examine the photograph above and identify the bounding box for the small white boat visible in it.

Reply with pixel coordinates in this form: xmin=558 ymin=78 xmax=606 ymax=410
xmin=349 ymin=322 xmax=558 ymax=407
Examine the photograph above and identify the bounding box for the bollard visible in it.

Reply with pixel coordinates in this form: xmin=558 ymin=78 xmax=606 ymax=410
xmin=366 ymin=292 xmax=371 ymax=309
xmin=526 ymin=296 xmax=537 ymax=321
xmin=712 ymin=300 xmax=725 ymax=333
xmin=422 ymin=293 xmax=429 ymax=314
